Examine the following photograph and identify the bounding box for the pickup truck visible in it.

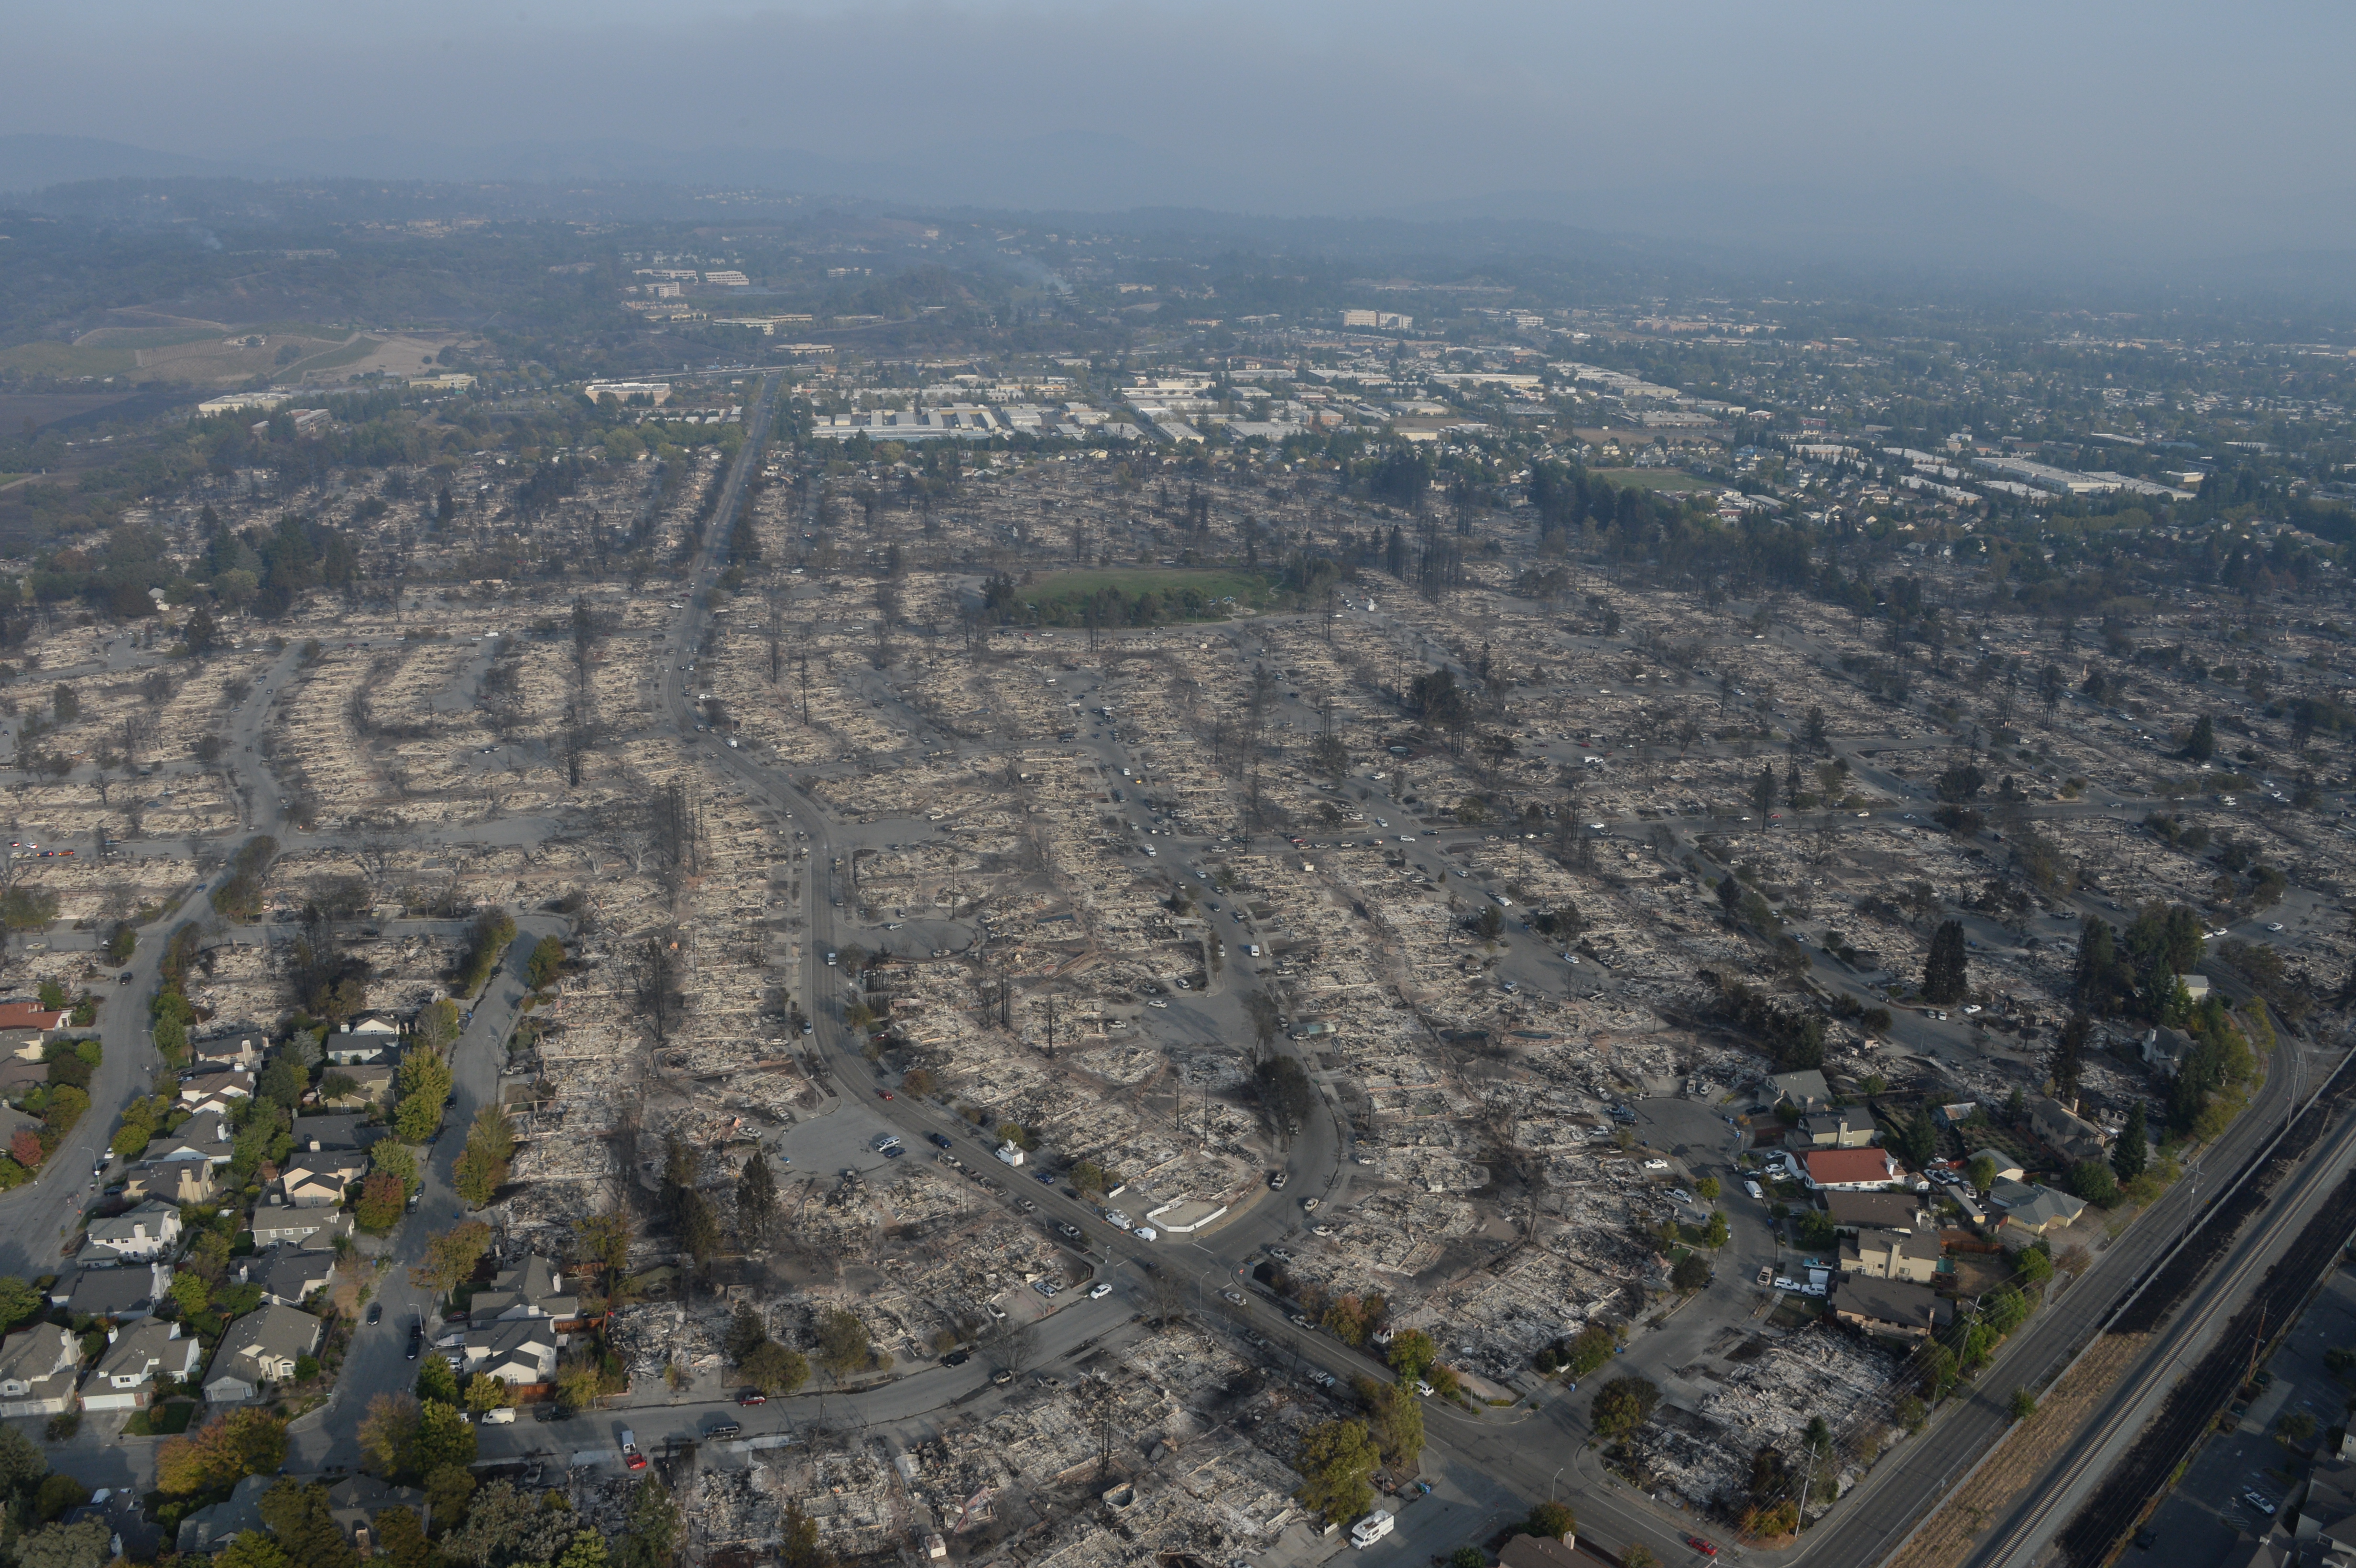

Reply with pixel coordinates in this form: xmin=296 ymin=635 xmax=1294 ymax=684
xmin=620 ymin=1430 xmax=646 ymax=1470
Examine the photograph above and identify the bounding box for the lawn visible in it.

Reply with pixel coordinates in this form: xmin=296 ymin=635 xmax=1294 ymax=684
xmin=1021 ymin=567 xmax=1273 ymax=626
xmin=1595 ymin=466 xmax=1715 ymax=493
xmin=124 ymin=1400 xmax=196 ymax=1436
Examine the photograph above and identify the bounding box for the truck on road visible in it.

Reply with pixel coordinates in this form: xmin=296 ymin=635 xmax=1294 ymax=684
xmin=621 ymin=1430 xmax=645 ymax=1470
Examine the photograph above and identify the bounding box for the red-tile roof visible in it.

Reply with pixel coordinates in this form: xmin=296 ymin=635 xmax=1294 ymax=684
xmin=0 ymin=1005 xmax=68 ymax=1033
xmin=1805 ymin=1148 xmax=1900 ymax=1187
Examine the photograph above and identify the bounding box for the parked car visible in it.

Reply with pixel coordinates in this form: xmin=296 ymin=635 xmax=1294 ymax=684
xmin=1088 ymin=1282 xmax=1113 ymax=1300
xmin=1686 ymin=1537 xmax=1719 ymax=1557
xmin=738 ymin=1391 xmax=768 ymax=1405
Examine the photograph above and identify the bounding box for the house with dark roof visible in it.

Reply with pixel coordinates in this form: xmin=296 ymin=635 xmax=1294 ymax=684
xmin=201 ymin=1305 xmax=322 ymax=1402
xmin=325 ymin=1015 xmax=404 ymax=1066
xmin=1832 ymin=1277 xmax=1954 ymax=1339
xmin=1988 ymin=1180 xmax=2087 ymax=1238
xmin=323 ymin=1474 xmax=429 ymax=1553
xmin=82 ymin=1320 xmax=202 ymax=1410
xmin=2029 ymin=1097 xmax=2109 ymax=1165
xmin=468 ymin=1255 xmax=579 ymax=1329
xmin=1789 ymin=1106 xmax=1877 ymax=1151
xmin=1768 ymin=1069 xmax=1832 ymax=1113
xmin=1840 ymin=1228 xmax=1942 ymax=1284
xmin=251 ymin=1207 xmax=352 ymax=1251
xmin=122 ymin=1160 xmax=217 ymax=1206
xmin=246 ymin=1252 xmax=337 ymax=1309
xmin=456 ymin=1319 xmax=561 ymax=1386
xmin=50 ymin=1262 xmax=173 ymax=1321
xmin=1822 ymin=1192 xmax=1928 ymax=1233
xmin=175 ymin=1473 xmax=275 ymax=1554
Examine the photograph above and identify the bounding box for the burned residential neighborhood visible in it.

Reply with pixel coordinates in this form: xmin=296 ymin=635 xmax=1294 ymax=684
xmin=0 ymin=101 xmax=2353 ymax=1568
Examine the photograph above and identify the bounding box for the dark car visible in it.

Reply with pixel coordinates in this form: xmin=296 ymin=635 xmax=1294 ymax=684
xmin=405 ymin=1331 xmax=421 ymax=1361
xmin=928 ymin=1132 xmax=954 ymax=1149
xmin=118 ymin=971 xmax=134 ymax=985
xmin=366 ymin=1303 xmax=382 ymax=1325
xmin=941 ymin=1350 xmax=971 ymax=1367
xmin=706 ymin=1421 xmax=742 ymax=1440
xmin=883 ymin=1145 xmax=906 ymax=1160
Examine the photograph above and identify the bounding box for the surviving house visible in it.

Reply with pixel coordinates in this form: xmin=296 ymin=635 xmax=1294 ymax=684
xmin=468 ymin=1255 xmax=579 ymax=1329
xmin=1789 ymin=1107 xmax=1877 ymax=1151
xmin=454 ymin=1319 xmax=561 ymax=1386
xmin=1832 ymin=1277 xmax=1954 ymax=1339
xmin=0 ymin=1003 xmax=70 ymax=1055
xmin=325 ymin=1015 xmax=404 ymax=1066
xmin=175 ymin=1474 xmax=276 ymax=1554
xmin=0 ymin=1325 xmax=81 ymax=1416
xmin=82 ymin=1320 xmax=203 ymax=1410
xmin=147 ymin=1112 xmax=235 ymax=1168
xmin=1988 ymin=1180 xmax=2087 ymax=1238
xmin=80 ymin=1200 xmax=184 ymax=1264
xmin=251 ymin=1208 xmax=352 ymax=1252
xmin=202 ymin=1305 xmax=322 ymax=1402
xmin=50 ymin=1262 xmax=174 ymax=1321
xmin=2029 ymin=1097 xmax=2109 ymax=1165
xmin=245 ymin=1252 xmax=337 ymax=1309
xmin=122 ymin=1161 xmax=218 ymax=1206
xmin=319 ymin=1065 xmax=396 ymax=1110
xmin=274 ymin=1153 xmax=366 ymax=1209
xmin=1840 ymin=1228 xmax=1942 ymax=1284
xmin=1802 ymin=1148 xmax=1902 ymax=1191
xmin=177 ymin=1068 xmax=255 ymax=1116
xmin=324 ymin=1474 xmax=431 ymax=1553
xmin=1768 ymin=1069 xmax=1832 ymax=1113
xmin=1823 ymin=1192 xmax=1929 ymax=1233
xmin=2142 ymin=1027 xmax=2195 ymax=1077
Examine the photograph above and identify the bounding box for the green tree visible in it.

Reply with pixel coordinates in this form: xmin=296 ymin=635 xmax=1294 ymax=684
xmin=414 ymin=1401 xmax=477 ymax=1472
xmin=617 ymin=1475 xmax=680 ymax=1568
xmin=16 ymin=1519 xmax=118 ymax=1568
xmin=205 ymin=1536 xmax=290 ymax=1568
xmin=1703 ymin=1210 xmax=1730 ymax=1249
xmin=815 ymin=1307 xmax=876 ymax=1381
xmin=392 ymin=1045 xmax=453 ymax=1141
xmin=453 ymin=1102 xmax=515 ymax=1207
xmin=367 ymin=1138 xmax=419 ymax=1192
xmin=1385 ymin=1328 xmax=1438 ymax=1383
xmin=1672 ymin=1252 xmax=1712 ymax=1292
xmin=737 ymin=1151 xmax=778 ymax=1243
xmin=2068 ymin=1159 xmax=2120 ymax=1208
xmin=415 ymin=1354 xmax=459 ymax=1406
xmin=258 ymin=1479 xmax=360 ymax=1568
xmin=2112 ymin=1102 xmax=2148 ymax=1183
xmin=1294 ymin=1419 xmax=1379 ymax=1524
xmin=355 ymin=1172 xmax=405 ymax=1232
xmin=1527 ymin=1501 xmax=1577 ymax=1541
xmin=1352 ymin=1376 xmax=1424 ymax=1468
xmin=1923 ymin=919 xmax=1969 ymax=1004
xmin=741 ymin=1340 xmax=810 ymax=1396
xmin=527 ymin=935 xmax=567 ymax=990
xmin=0 ymin=1275 xmax=43 ymax=1331
xmin=1696 ymin=1176 xmax=1721 ymax=1202
xmin=1968 ymin=1153 xmax=1998 ymax=1194
xmin=2184 ymin=714 xmax=2215 ymax=761
xmin=2007 ymin=1386 xmax=2038 ymax=1421
xmin=373 ymin=1507 xmax=432 ymax=1568
xmin=1590 ymin=1376 xmax=1660 ymax=1439
xmin=464 ymin=1372 xmax=513 ymax=1414
xmin=556 ymin=1533 xmax=612 ymax=1568
xmin=409 ymin=1220 xmax=491 ymax=1295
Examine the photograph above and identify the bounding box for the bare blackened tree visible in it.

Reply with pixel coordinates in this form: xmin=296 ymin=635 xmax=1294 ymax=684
xmin=630 ymin=935 xmax=690 ymax=1048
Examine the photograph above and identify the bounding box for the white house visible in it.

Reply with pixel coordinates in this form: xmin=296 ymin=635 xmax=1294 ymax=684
xmin=82 ymin=1320 xmax=202 ymax=1411
xmin=81 ymin=1201 xmax=184 ymax=1264
xmin=0 ymin=1326 xmax=81 ymax=1416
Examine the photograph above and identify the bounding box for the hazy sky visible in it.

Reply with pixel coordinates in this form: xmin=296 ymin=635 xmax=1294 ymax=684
xmin=17 ymin=1 xmax=2356 ymax=246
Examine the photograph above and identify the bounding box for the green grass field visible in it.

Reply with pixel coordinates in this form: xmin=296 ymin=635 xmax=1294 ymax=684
xmin=1029 ymin=567 xmax=1269 ymax=604
xmin=1595 ymin=466 xmax=1714 ymax=493
xmin=1022 ymin=567 xmax=1274 ymax=627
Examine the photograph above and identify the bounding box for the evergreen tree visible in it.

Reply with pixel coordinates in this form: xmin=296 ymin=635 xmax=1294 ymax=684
xmin=2112 ymin=1102 xmax=2148 ymax=1183
xmin=1923 ymin=919 xmax=1969 ymax=1004
xmin=738 ymin=1151 xmax=778 ymax=1243
xmin=2049 ymin=1013 xmax=2090 ymax=1104
xmin=2072 ymin=918 xmax=2119 ymax=1009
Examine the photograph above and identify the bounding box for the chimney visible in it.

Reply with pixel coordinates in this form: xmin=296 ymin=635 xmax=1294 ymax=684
xmin=106 ymin=1328 xmax=118 ymax=1344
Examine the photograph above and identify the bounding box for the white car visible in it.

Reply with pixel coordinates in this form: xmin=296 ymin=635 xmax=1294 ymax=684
xmin=1642 ymin=1159 xmax=1670 ymax=1171
xmin=1087 ymin=1282 xmax=1113 ymax=1300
